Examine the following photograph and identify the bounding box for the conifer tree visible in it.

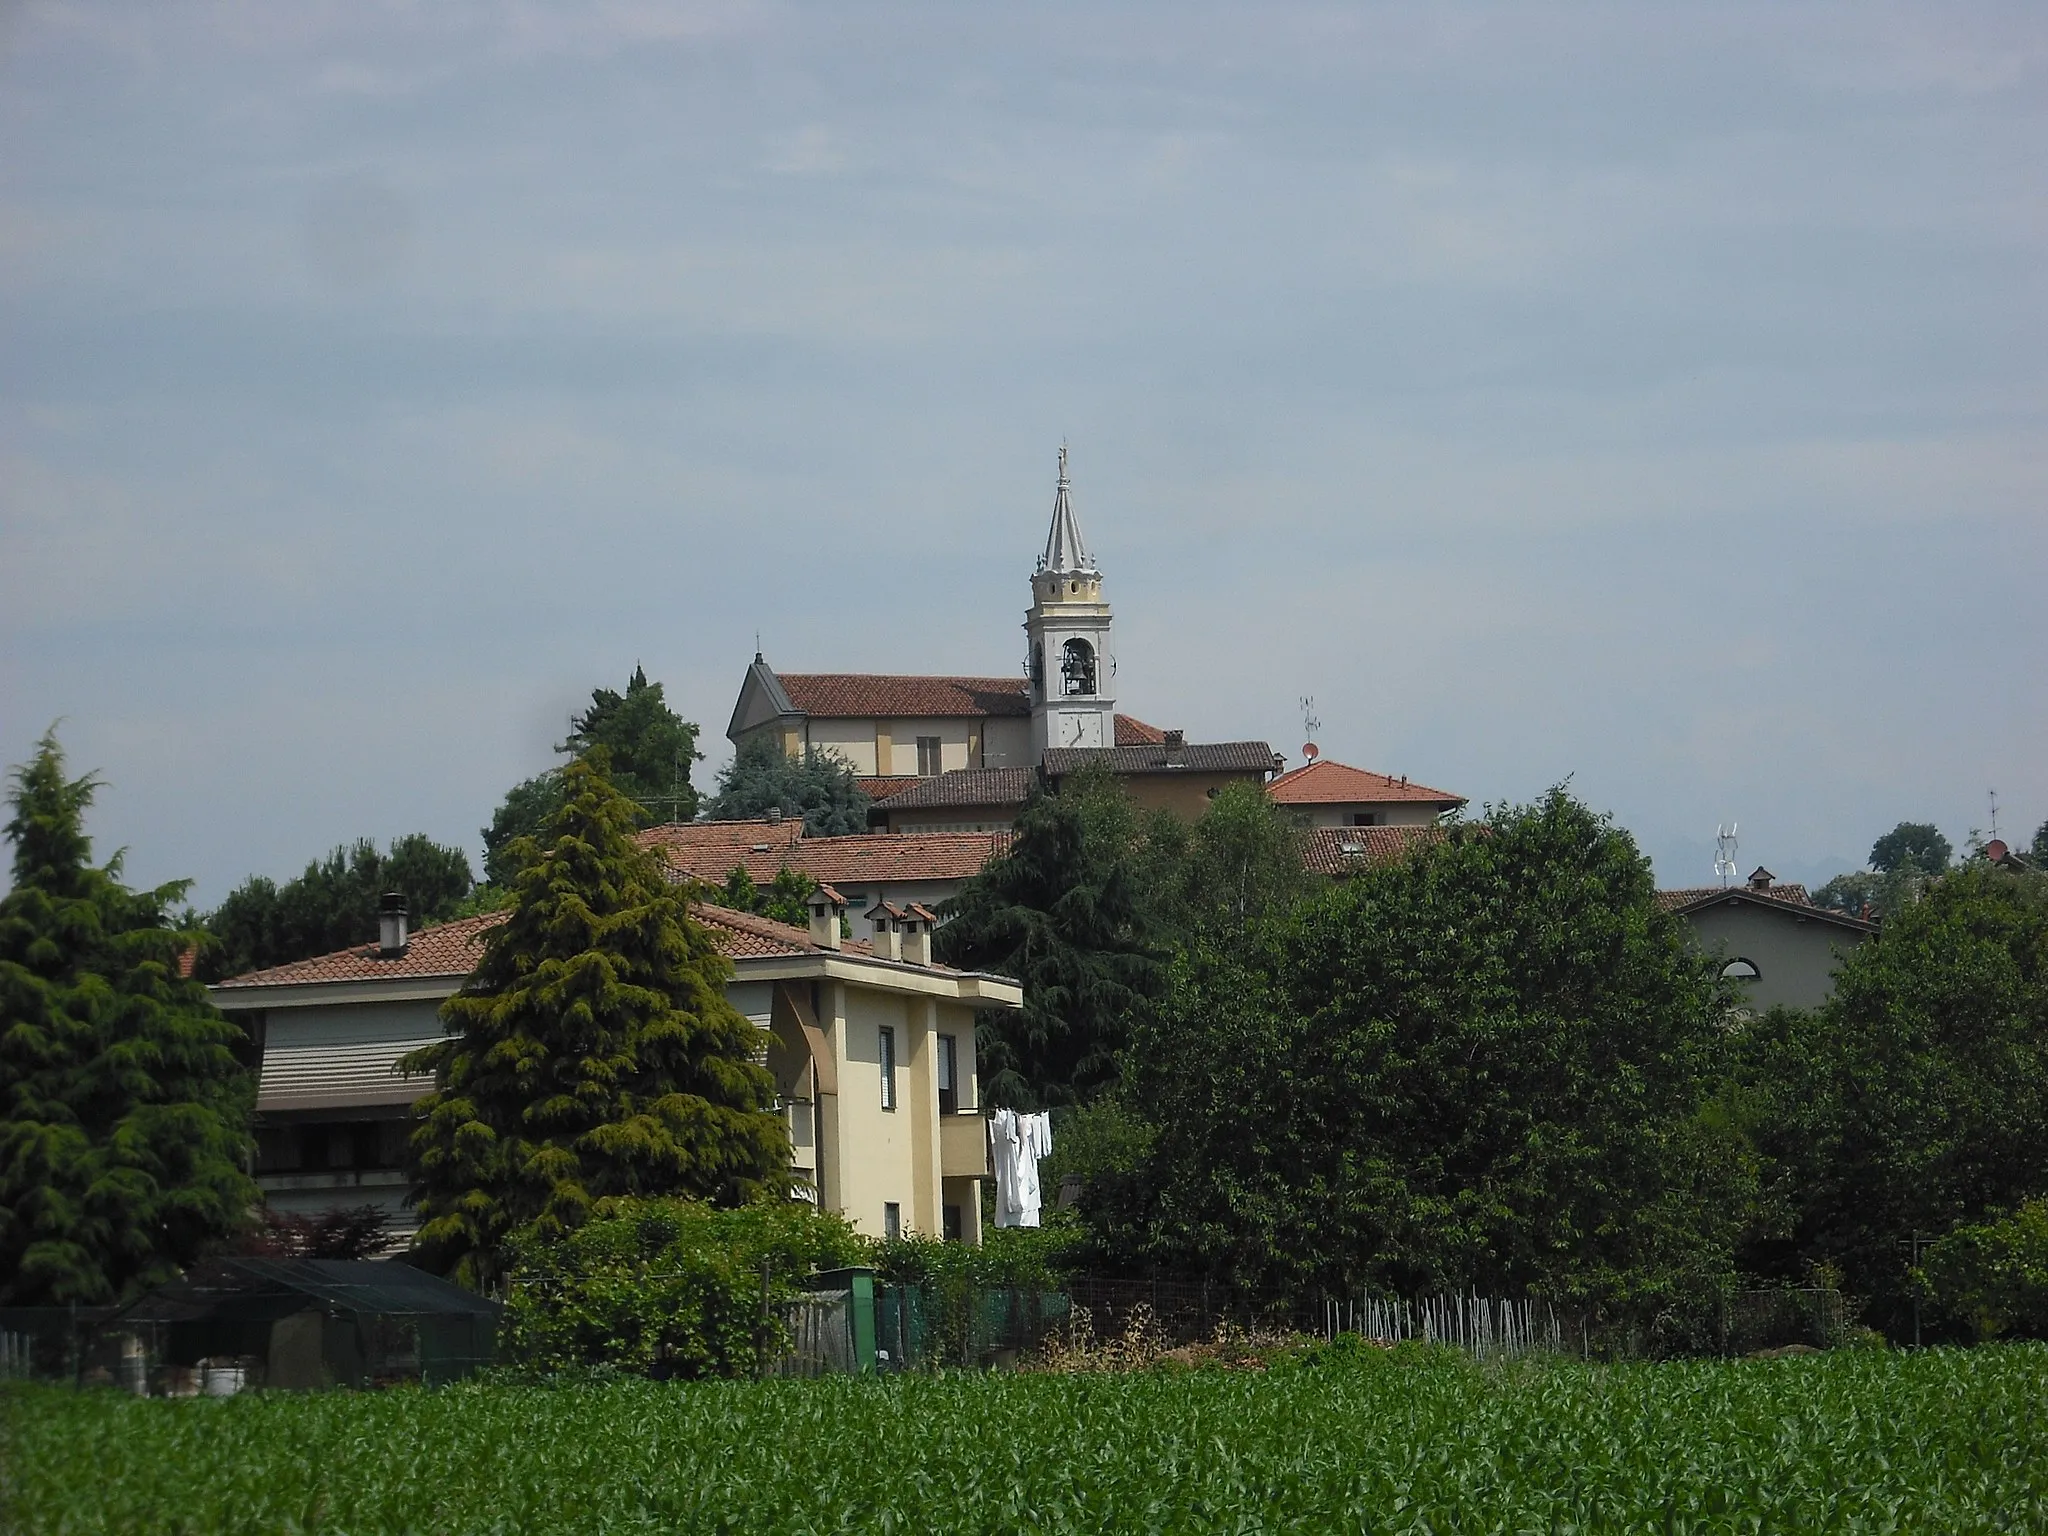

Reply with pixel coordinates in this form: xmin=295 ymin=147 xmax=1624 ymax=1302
xmin=937 ymin=773 xmax=1161 ymax=1109
xmin=408 ymin=751 xmax=788 ymax=1288
xmin=0 ymin=729 xmax=255 ymax=1305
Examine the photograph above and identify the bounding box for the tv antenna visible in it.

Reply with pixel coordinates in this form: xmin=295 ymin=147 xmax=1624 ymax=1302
xmin=1714 ymin=823 xmax=1739 ymax=887
xmin=1988 ymin=788 xmax=2000 ymax=840
xmin=1299 ymin=696 xmax=1321 ymax=763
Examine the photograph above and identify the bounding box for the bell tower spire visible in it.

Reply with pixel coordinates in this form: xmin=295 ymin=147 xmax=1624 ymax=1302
xmin=1025 ymin=443 xmax=1116 ymax=758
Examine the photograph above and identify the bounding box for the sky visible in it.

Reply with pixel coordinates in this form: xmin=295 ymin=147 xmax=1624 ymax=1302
xmin=3 ymin=1 xmax=2045 ymax=908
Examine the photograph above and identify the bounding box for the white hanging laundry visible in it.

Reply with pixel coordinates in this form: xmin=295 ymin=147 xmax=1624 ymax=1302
xmin=988 ymin=1108 xmax=1054 ymax=1228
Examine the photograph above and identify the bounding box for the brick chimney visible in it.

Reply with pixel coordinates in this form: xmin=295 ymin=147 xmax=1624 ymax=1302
xmin=1747 ymin=867 xmax=1774 ymax=892
xmin=806 ymin=883 xmax=845 ymax=952
xmin=1163 ymin=728 xmax=1185 ymax=766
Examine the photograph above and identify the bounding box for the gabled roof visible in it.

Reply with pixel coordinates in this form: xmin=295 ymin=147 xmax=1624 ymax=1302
xmin=1115 ymin=714 xmax=1167 ymax=746
xmin=1268 ymin=758 xmax=1466 ymax=809
xmin=871 ymin=768 xmax=1035 ymax=813
xmin=1300 ymin=824 xmax=1444 ymax=876
xmin=1655 ymin=882 xmax=1812 ymax=913
xmin=638 ymin=819 xmax=806 ymax=871
xmin=646 ymin=826 xmax=1012 ymax=886
xmin=1659 ymin=885 xmax=1876 ymax=934
xmin=777 ymin=674 xmax=1031 ymax=720
xmin=1042 ymin=740 xmax=1278 ymax=777
xmin=855 ymin=776 xmax=922 ymax=801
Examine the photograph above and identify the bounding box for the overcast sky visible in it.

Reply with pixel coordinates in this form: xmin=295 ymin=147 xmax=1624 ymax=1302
xmin=4 ymin=2 xmax=2044 ymax=907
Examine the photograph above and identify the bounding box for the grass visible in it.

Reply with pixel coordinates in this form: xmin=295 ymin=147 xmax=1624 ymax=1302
xmin=6 ymin=1346 xmax=2048 ymax=1533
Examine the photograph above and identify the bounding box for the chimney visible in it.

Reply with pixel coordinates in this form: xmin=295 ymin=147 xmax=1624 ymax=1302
xmin=900 ymin=904 xmax=938 ymax=966
xmin=865 ymin=899 xmax=904 ymax=962
xmin=1163 ymin=728 xmax=1185 ymax=766
xmin=766 ymin=805 xmax=783 ymax=826
xmin=377 ymin=892 xmax=410 ymax=958
xmin=807 ymin=883 xmax=845 ymax=952
xmin=1747 ymin=867 xmax=1774 ymax=892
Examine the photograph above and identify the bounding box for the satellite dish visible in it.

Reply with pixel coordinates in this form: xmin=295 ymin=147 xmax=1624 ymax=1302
xmin=1302 ymin=743 xmax=1320 ymax=762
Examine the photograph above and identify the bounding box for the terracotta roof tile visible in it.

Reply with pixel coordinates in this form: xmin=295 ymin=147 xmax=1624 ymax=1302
xmin=1655 ymin=883 xmax=1812 ymax=913
xmin=1042 ymin=740 xmax=1277 ymax=777
xmin=1658 ymin=884 xmax=1876 ymax=933
xmin=637 ymin=820 xmax=805 ymax=872
xmin=213 ymin=897 xmax=973 ymax=988
xmin=871 ymin=767 xmax=1034 ymax=813
xmin=1301 ymin=824 xmax=1444 ymax=875
xmin=777 ymin=674 xmax=1029 ymax=719
xmin=855 ymin=776 xmax=922 ymax=800
xmin=1269 ymin=759 xmax=1466 ymax=808
xmin=1115 ymin=714 xmax=1167 ymax=746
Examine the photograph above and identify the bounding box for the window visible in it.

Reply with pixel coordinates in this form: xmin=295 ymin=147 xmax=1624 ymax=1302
xmin=1350 ymin=812 xmax=1380 ymax=827
xmin=1721 ymin=958 xmax=1762 ymax=981
xmin=937 ymin=1033 xmax=959 ymax=1115
xmin=943 ymin=1204 xmax=963 ymax=1242
xmin=1060 ymin=638 xmax=1097 ymax=696
xmin=883 ymin=1202 xmax=902 ymax=1241
xmin=916 ymin=736 xmax=943 ymax=776
xmin=878 ymin=1025 xmax=897 ymax=1110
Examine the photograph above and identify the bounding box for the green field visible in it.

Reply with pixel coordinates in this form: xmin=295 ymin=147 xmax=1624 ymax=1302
xmin=6 ymin=1346 xmax=2047 ymax=1534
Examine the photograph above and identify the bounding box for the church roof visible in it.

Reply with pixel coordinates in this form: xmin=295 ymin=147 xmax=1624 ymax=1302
xmin=1268 ymin=758 xmax=1467 ymax=809
xmin=775 ymin=674 xmax=1030 ymax=720
xmin=1039 ymin=444 xmax=1096 ymax=575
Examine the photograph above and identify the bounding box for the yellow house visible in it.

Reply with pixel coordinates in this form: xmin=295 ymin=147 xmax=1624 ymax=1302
xmin=210 ymin=893 xmax=1019 ymax=1245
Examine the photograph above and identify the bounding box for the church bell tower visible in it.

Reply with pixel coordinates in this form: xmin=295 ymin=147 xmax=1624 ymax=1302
xmin=1026 ymin=445 xmax=1117 ymax=757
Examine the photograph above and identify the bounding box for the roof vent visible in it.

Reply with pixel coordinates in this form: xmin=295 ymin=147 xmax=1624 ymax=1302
xmin=377 ymin=892 xmax=410 ymax=958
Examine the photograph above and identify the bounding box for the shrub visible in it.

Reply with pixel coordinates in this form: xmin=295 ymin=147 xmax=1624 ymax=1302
xmin=1918 ymin=1201 xmax=2048 ymax=1341
xmin=502 ymin=1198 xmax=870 ymax=1378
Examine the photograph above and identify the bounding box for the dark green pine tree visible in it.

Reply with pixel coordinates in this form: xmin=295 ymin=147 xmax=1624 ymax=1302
xmin=936 ymin=776 xmax=1162 ymax=1109
xmin=704 ymin=734 xmax=871 ymax=836
xmin=407 ymin=751 xmax=789 ymax=1289
xmin=0 ymin=729 xmax=255 ymax=1305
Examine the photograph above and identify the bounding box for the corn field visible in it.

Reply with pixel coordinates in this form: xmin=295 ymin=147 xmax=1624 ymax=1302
xmin=7 ymin=1344 xmax=2048 ymax=1533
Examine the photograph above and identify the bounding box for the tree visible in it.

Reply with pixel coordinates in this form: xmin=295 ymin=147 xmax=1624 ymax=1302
xmin=936 ymin=773 xmax=1161 ymax=1109
xmin=199 ymin=833 xmax=473 ymax=980
xmin=1733 ymin=862 xmax=2048 ymax=1338
xmin=407 ymin=751 xmax=788 ymax=1289
xmin=705 ymin=735 xmax=870 ymax=836
xmin=1870 ymin=821 xmax=1952 ymax=877
xmin=2032 ymin=818 xmax=2048 ymax=863
xmin=719 ymin=865 xmax=819 ymax=928
xmin=480 ymin=667 xmax=703 ymax=885
xmin=1108 ymin=789 xmax=1746 ymax=1345
xmin=0 ymin=729 xmax=255 ymax=1305
xmin=1134 ymin=780 xmax=1312 ymax=941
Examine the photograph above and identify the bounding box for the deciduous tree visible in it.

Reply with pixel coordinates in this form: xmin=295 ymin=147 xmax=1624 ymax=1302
xmin=704 ymin=735 xmax=870 ymax=836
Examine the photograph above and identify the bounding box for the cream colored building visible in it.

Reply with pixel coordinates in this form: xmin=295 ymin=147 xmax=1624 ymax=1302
xmin=211 ymin=895 xmax=1019 ymax=1245
xmin=1267 ymin=757 xmax=1467 ymax=828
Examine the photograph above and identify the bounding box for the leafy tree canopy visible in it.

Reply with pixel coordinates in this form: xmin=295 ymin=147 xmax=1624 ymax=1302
xmin=1104 ymin=788 xmax=1746 ymax=1346
xmin=199 ymin=833 xmax=473 ymax=981
xmin=1133 ymin=779 xmax=1313 ymax=941
xmin=936 ymin=770 xmax=1162 ymax=1110
xmin=2032 ymin=818 xmax=2048 ymax=863
xmin=481 ymin=667 xmax=703 ymax=884
xmin=407 ymin=751 xmax=788 ymax=1289
xmin=0 ymin=729 xmax=255 ymax=1304
xmin=705 ymin=734 xmax=870 ymax=837
xmin=718 ymin=865 xmax=818 ymax=928
xmin=1870 ymin=821 xmax=1953 ymax=877
xmin=1732 ymin=862 xmax=2048 ymax=1338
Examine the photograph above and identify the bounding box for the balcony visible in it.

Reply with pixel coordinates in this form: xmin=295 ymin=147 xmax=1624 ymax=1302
xmin=939 ymin=1109 xmax=988 ymax=1178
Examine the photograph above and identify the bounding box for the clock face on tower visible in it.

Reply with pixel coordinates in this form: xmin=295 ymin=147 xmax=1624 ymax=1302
xmin=1063 ymin=714 xmax=1104 ymax=748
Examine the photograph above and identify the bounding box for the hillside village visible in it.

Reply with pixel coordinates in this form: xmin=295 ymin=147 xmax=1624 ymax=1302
xmin=197 ymin=451 xmax=1887 ymax=1251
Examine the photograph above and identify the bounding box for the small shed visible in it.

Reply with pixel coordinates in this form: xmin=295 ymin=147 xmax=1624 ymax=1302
xmin=111 ymin=1258 xmax=499 ymax=1390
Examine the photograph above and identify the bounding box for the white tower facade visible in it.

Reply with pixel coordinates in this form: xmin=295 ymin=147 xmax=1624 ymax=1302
xmin=1026 ymin=446 xmax=1117 ymax=757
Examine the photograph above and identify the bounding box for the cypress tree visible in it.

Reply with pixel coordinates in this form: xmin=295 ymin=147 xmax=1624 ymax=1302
xmin=408 ymin=751 xmax=788 ymax=1288
xmin=0 ymin=729 xmax=255 ymax=1305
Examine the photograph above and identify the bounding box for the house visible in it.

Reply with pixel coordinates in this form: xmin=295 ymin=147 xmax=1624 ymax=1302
xmin=1267 ymin=756 xmax=1467 ymax=828
xmin=732 ymin=446 xmax=1276 ymax=823
xmin=1658 ymin=867 xmax=1875 ymax=1011
xmin=210 ymin=892 xmax=1020 ymax=1246
xmin=638 ymin=819 xmax=1012 ymax=939
xmin=1298 ymin=823 xmax=1444 ymax=878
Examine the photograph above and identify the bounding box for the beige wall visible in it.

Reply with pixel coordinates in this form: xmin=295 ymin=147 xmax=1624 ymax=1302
xmin=877 ymin=719 xmax=978 ymax=776
xmin=1120 ymin=771 xmax=1270 ymax=820
xmin=1294 ymin=802 xmax=1441 ymax=830
xmin=807 ymin=718 xmax=879 ymax=776
xmin=1680 ymin=903 xmax=1870 ymax=1012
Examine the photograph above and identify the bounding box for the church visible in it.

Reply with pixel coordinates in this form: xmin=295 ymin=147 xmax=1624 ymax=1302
xmin=725 ymin=447 xmax=1289 ymax=830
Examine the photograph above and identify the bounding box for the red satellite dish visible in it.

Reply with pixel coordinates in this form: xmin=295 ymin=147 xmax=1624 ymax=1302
xmin=1302 ymin=743 xmax=1319 ymax=761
